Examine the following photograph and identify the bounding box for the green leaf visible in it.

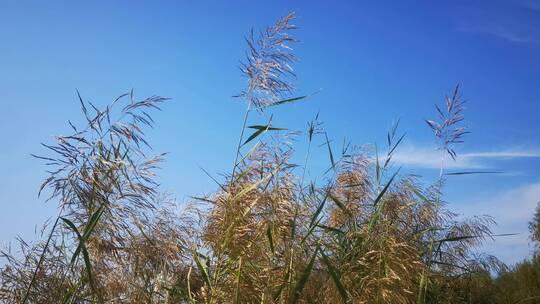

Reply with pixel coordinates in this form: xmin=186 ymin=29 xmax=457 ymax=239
xmin=309 ymin=192 xmax=328 ymax=228
xmin=437 ymin=233 xmax=517 ymax=243
xmin=444 ymin=171 xmax=502 ymax=176
xmin=61 ymin=217 xmax=96 ymax=295
xmin=320 ymin=251 xmax=349 ymax=303
xmin=301 ymin=218 xmax=321 ymax=245
xmin=257 ymin=95 xmax=307 ymax=110
xmin=324 ymin=132 xmax=336 ymax=172
xmin=69 ymin=205 xmax=105 ymax=267
xmin=22 ymin=217 xmax=60 ymax=304
xmin=384 ymin=133 xmax=406 ymax=168
xmin=436 ymin=235 xmax=478 ymax=243
xmin=290 ymin=246 xmax=319 ymax=304
xmin=248 ymin=125 xmax=287 ymax=131
xmin=242 ymin=123 xmax=286 ymax=146
xmin=328 ymin=193 xmax=348 ymax=213
xmin=243 ymin=127 xmax=268 ymax=146
xmin=367 ymin=170 xmax=399 ymax=232
xmin=193 ymin=248 xmax=212 ymax=289
xmin=375 ymin=144 xmax=381 ymax=184
xmin=188 ymin=196 xmax=217 ymax=204
xmin=372 ymin=170 xmax=399 ymax=207
xmin=408 ymin=185 xmax=432 ymax=205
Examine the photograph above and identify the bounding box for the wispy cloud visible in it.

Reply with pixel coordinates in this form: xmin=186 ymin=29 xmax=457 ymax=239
xmin=453 ymin=182 xmax=540 ymax=264
xmin=392 ymin=145 xmax=540 ymax=169
xmin=458 ymin=24 xmax=540 ymax=45
xmin=455 ymin=0 xmax=540 ymax=45
xmin=462 ymin=151 xmax=540 ymax=158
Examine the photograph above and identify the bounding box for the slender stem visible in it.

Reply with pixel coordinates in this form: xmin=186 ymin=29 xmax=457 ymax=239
xmin=438 ymin=149 xmax=446 ymax=181
xmin=417 ymin=149 xmax=448 ymax=304
xmin=187 ymin=266 xmax=194 ymax=303
xmin=299 ymin=139 xmax=312 ymax=192
xmin=22 ymin=216 xmax=60 ymax=304
xmin=234 ymin=257 xmax=243 ymax=304
xmin=231 ymin=106 xmax=251 ymax=182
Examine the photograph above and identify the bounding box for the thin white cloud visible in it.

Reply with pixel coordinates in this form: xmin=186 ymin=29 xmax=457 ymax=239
xmin=392 ymin=145 xmax=540 ymax=170
xmin=462 ymin=151 xmax=540 ymax=158
xmin=392 ymin=148 xmax=477 ymax=169
xmin=455 ymin=0 xmax=540 ymax=45
xmin=452 ymin=182 xmax=540 ymax=264
xmin=458 ymin=24 xmax=540 ymax=45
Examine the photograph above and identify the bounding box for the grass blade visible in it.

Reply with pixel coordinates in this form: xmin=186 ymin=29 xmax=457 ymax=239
xmin=309 ymin=191 xmax=328 ymax=228
xmin=320 ymin=250 xmax=349 ymax=303
xmin=193 ymin=248 xmax=212 ymax=289
xmin=367 ymin=170 xmax=399 ymax=232
xmin=61 ymin=217 xmax=97 ymax=296
xmin=289 ymin=245 xmax=319 ymax=304
xmin=328 ymin=193 xmax=348 ymax=213
xmin=243 ymin=122 xmax=286 ymax=146
xmin=68 ymin=205 xmax=105 ymax=268
xmin=324 ymin=132 xmax=336 ymax=172
xmin=22 ymin=217 xmax=60 ymax=304
xmin=256 ymin=95 xmax=307 ymax=110
xmin=444 ymin=171 xmax=502 ymax=176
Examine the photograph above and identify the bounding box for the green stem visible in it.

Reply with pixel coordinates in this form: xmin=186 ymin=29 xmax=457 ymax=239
xmin=22 ymin=216 xmax=60 ymax=304
xmin=231 ymin=106 xmax=251 ymax=183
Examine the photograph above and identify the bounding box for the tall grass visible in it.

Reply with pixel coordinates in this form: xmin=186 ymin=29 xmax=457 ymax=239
xmin=0 ymin=12 xmax=530 ymax=304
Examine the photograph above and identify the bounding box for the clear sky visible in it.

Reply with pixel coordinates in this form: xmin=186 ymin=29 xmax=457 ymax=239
xmin=1 ymin=1 xmax=539 ymax=265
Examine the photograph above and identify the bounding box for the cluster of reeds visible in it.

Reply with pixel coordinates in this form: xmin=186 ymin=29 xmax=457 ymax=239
xmin=0 ymin=12 xmax=515 ymax=304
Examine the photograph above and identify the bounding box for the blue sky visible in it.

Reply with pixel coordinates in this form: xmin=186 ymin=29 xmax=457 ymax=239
xmin=1 ymin=1 xmax=539 ymax=265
